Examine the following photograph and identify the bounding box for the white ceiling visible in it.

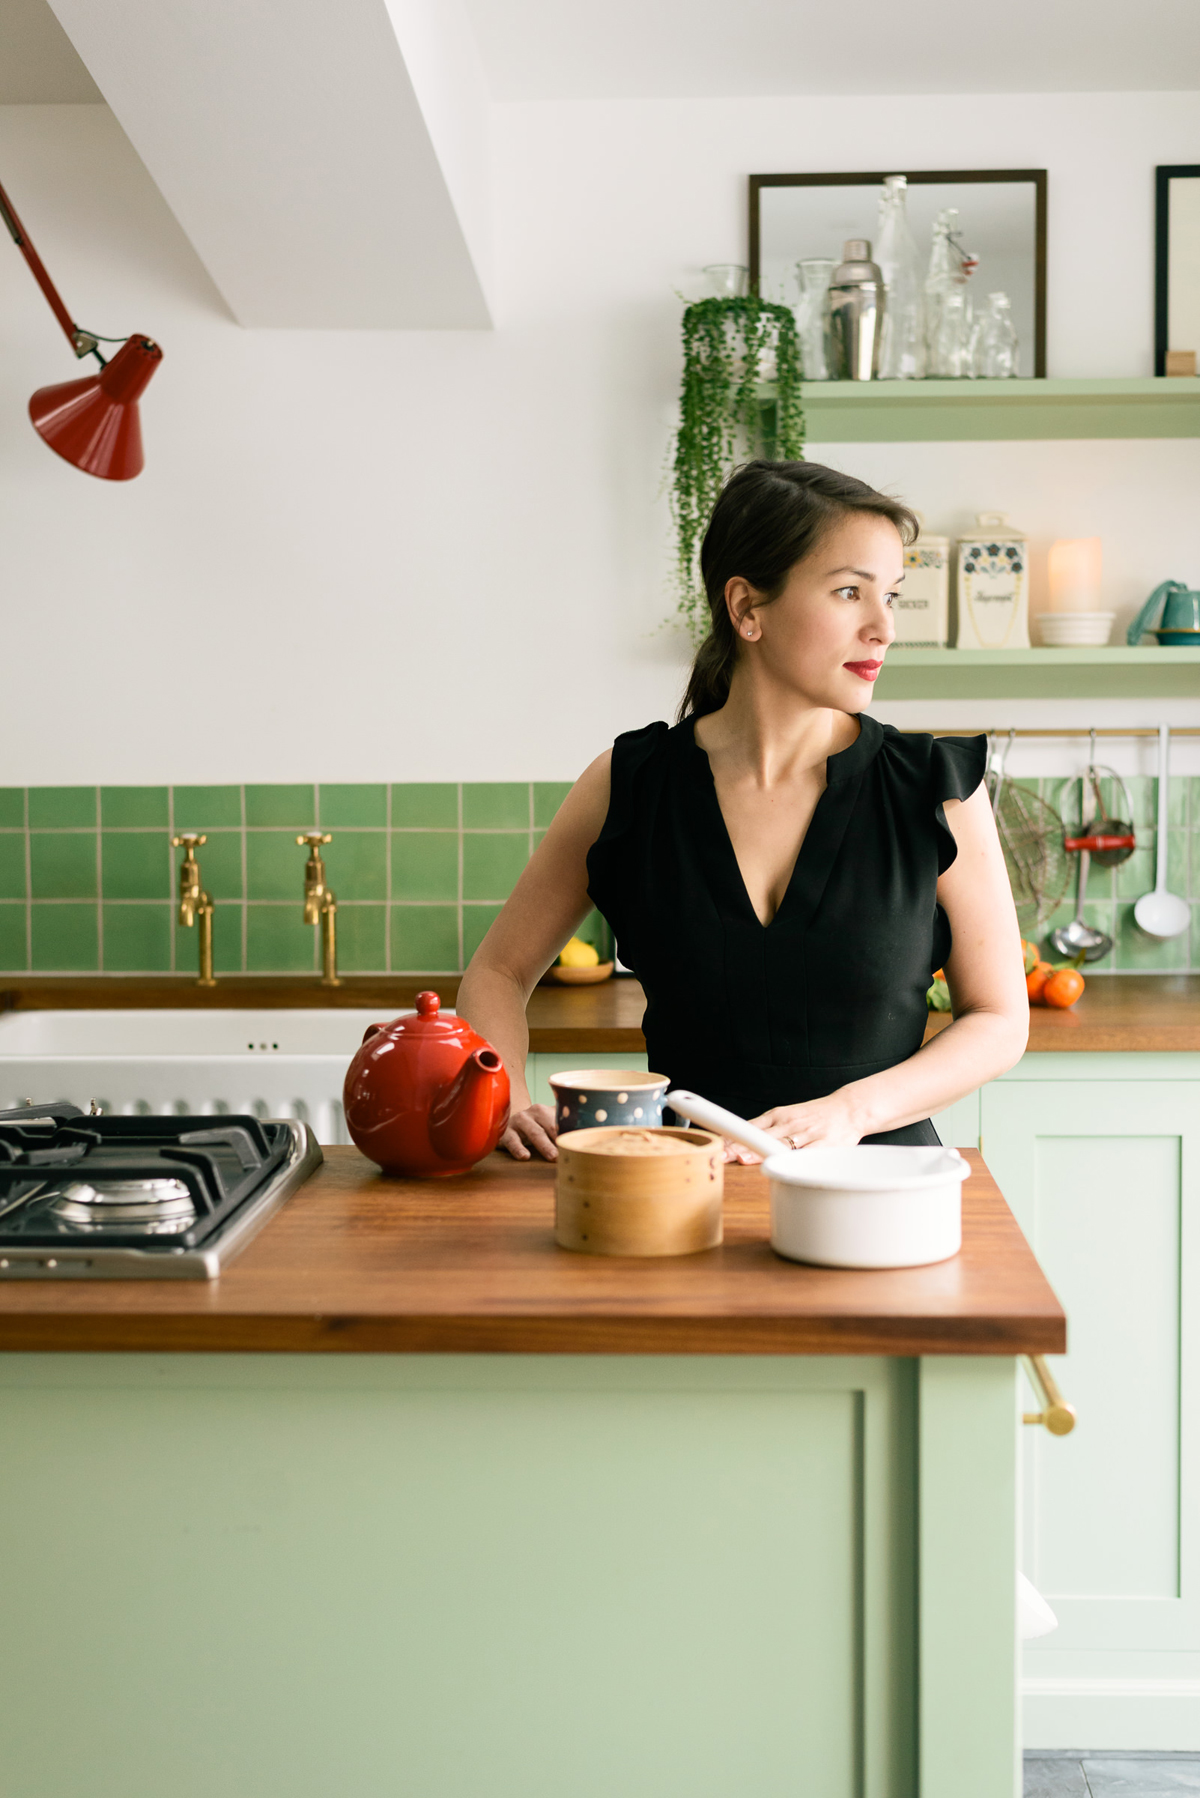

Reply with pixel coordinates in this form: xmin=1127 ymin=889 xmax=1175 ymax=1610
xmin=8 ymin=0 xmax=1200 ymax=105
xmin=0 ymin=0 xmax=99 ymax=102
xmin=461 ymin=0 xmax=1200 ymax=97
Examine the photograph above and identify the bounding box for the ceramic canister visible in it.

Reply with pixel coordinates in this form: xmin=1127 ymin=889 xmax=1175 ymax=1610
xmin=895 ymin=530 xmax=950 ymax=646
xmin=955 ymin=512 xmax=1030 ymax=649
xmin=548 ymin=1068 xmax=670 ymax=1136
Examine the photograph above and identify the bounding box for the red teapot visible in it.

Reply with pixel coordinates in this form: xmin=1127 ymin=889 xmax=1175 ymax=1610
xmin=343 ymin=992 xmax=511 ymax=1176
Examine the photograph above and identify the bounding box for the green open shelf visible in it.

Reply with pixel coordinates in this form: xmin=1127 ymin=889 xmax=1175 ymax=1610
xmin=875 ymin=646 xmax=1200 ymax=700
xmin=780 ymin=377 xmax=1200 ymax=442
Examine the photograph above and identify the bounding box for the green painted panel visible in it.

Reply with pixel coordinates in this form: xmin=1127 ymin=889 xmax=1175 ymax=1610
xmin=0 ymin=1357 xmax=888 ymax=1798
xmin=527 ymin=1051 xmax=650 ymax=1106
xmin=983 ymin=1084 xmax=1198 ymax=1638
xmin=919 ymin=1357 xmax=1019 ymax=1798
xmin=796 ymin=376 xmax=1200 ymax=443
xmin=874 ymin=647 xmax=1200 ymax=702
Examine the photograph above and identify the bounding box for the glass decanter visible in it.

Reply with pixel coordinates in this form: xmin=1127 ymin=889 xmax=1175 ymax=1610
xmin=794 ymin=257 xmax=834 ymax=380
xmin=875 ymin=176 xmax=925 ymax=379
xmin=971 ymin=291 xmax=1020 ymax=377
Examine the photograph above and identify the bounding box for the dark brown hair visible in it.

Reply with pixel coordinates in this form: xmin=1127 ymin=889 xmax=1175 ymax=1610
xmin=677 ymin=460 xmax=918 ymax=721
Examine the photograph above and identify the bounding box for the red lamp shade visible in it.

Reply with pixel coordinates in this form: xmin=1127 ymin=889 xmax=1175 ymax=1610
xmin=29 ymin=334 xmax=163 ymax=481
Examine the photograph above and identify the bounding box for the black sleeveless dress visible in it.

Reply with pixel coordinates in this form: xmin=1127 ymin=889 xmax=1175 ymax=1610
xmin=586 ymin=714 xmax=986 ymax=1147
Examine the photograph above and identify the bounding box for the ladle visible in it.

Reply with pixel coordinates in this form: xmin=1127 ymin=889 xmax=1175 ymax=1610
xmin=1050 ymin=845 xmax=1113 ymax=962
xmin=1134 ymin=725 xmax=1190 ymax=940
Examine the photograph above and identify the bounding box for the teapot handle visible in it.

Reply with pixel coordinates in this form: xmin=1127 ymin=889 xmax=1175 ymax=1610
xmin=1126 ymin=580 xmax=1184 ymax=647
xmin=361 ymin=1022 xmax=386 ymax=1045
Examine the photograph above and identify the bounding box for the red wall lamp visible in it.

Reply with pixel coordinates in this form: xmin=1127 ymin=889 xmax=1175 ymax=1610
xmin=0 ymin=177 xmax=162 ymax=480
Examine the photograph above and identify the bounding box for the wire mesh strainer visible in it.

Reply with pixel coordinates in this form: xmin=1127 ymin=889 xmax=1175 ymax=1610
xmin=987 ymin=731 xmax=1071 ymax=932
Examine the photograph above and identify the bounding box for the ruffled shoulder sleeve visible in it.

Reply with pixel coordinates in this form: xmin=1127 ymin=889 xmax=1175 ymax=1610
xmin=930 ymin=733 xmax=988 ymax=873
xmin=875 ymin=726 xmax=987 ymax=876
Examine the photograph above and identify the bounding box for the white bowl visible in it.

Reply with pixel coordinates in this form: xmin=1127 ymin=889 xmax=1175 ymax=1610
xmin=764 ymin=1144 xmax=968 ymax=1269
xmin=1037 ymin=611 xmax=1114 ymax=646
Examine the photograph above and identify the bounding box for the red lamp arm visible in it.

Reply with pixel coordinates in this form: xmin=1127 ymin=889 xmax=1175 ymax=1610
xmin=0 ymin=178 xmax=97 ymax=360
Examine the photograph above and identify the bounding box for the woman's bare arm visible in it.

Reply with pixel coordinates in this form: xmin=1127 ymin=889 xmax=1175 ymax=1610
xmin=455 ymin=751 xmax=612 ymax=1160
xmin=741 ymin=783 xmax=1028 ymax=1155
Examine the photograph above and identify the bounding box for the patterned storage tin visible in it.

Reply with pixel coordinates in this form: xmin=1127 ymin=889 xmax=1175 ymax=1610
xmin=955 ymin=512 xmax=1030 ymax=649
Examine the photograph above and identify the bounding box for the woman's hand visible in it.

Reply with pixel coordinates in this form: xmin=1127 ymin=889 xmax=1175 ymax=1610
xmin=725 ymin=1091 xmax=866 ymax=1164
xmin=499 ymin=1104 xmax=559 ymax=1162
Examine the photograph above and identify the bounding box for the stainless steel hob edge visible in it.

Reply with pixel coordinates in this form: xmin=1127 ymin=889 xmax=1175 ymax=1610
xmin=0 ymin=1121 xmax=324 ymax=1280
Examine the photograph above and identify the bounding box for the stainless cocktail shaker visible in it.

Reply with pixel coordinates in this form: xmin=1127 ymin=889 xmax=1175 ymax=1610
xmin=828 ymin=239 xmax=885 ymax=381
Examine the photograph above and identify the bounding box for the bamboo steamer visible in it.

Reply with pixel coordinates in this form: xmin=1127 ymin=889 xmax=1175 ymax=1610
xmin=554 ymin=1126 xmax=724 ymax=1257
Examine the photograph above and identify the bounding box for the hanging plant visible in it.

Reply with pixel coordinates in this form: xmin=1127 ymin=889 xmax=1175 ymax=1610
xmin=669 ymin=294 xmax=805 ymax=644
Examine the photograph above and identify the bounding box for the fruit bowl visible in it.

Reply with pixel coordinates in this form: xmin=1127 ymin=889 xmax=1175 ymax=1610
xmin=547 ymin=961 xmax=615 ymax=986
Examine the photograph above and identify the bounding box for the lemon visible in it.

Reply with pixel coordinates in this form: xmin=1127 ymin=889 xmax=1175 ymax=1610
xmin=558 ymin=936 xmax=600 ymax=969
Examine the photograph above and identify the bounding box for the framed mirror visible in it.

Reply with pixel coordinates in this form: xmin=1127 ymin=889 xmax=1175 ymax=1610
xmin=749 ymin=169 xmax=1047 ymax=378
xmin=1155 ymin=164 xmax=1200 ymax=376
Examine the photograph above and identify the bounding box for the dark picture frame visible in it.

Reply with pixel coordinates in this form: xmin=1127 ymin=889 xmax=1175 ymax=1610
xmin=749 ymin=169 xmax=1048 ymax=378
xmin=1155 ymin=164 xmax=1200 ymax=376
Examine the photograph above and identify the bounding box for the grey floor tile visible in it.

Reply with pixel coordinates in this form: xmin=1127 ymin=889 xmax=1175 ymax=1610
xmin=1083 ymin=1759 xmax=1200 ymax=1795
xmin=1024 ymin=1754 xmax=1089 ymax=1796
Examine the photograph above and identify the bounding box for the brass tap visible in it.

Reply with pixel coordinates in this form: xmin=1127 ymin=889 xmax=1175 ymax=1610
xmin=296 ymin=831 xmax=340 ymax=987
xmin=171 ymin=834 xmax=216 ymax=987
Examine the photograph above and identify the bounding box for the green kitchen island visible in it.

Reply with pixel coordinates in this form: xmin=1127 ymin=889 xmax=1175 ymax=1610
xmin=0 ymin=1148 xmax=1062 ymax=1798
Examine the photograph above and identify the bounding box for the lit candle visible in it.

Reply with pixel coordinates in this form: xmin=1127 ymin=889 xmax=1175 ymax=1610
xmin=1047 ymin=537 xmax=1103 ymax=612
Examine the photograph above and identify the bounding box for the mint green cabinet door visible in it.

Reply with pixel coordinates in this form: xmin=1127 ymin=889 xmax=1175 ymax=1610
xmin=527 ymin=1052 xmax=650 ymax=1106
xmin=930 ymin=1088 xmax=980 ymax=1148
xmin=981 ymin=1079 xmax=1200 ymax=1748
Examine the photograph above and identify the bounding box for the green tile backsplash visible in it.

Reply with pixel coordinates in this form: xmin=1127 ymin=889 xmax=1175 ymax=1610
xmin=4 ymin=774 xmax=1195 ymax=979
xmin=0 ymin=783 xmax=607 ymax=975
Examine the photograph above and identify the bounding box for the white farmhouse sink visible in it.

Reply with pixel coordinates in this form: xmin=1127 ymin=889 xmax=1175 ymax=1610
xmin=0 ymin=1009 xmax=416 ymax=1145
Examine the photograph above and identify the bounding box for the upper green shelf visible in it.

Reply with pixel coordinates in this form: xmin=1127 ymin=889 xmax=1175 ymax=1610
xmin=875 ymin=646 xmax=1200 ymax=701
xmin=788 ymin=377 xmax=1200 ymax=442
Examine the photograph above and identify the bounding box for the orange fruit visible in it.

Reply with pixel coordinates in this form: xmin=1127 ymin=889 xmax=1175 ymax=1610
xmin=1043 ymin=968 xmax=1085 ymax=1009
xmin=1026 ymin=961 xmax=1053 ymax=1003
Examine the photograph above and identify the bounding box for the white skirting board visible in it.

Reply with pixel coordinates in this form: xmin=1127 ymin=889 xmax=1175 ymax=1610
xmin=1024 ymin=1679 xmax=1200 ymax=1751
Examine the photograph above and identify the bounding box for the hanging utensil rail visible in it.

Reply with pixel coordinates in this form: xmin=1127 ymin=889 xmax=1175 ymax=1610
xmin=1021 ymin=1355 xmax=1076 ymax=1434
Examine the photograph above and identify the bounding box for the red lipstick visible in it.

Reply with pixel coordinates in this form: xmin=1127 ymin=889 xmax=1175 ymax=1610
xmin=844 ymin=659 xmax=883 ymax=682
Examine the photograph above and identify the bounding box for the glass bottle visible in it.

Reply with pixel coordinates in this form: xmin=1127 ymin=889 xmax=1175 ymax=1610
xmin=925 ymin=209 xmax=975 ymax=374
xmin=702 ymin=263 xmax=749 ymax=298
xmin=931 ymin=287 xmax=971 ymax=378
xmin=794 ymin=257 xmax=834 ymax=379
xmin=971 ymin=291 xmax=1020 ymax=377
xmin=875 ymin=176 xmax=925 ymax=379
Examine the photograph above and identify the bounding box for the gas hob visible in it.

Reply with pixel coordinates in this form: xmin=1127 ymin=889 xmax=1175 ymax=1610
xmin=0 ymin=1103 xmax=322 ymax=1279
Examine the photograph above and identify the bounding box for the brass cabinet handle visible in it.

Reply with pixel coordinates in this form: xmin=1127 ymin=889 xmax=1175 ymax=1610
xmin=1022 ymin=1355 xmax=1076 ymax=1435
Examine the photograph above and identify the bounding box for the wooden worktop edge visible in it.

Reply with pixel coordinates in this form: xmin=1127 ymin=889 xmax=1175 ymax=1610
xmin=0 ymin=1311 xmax=1066 ymax=1356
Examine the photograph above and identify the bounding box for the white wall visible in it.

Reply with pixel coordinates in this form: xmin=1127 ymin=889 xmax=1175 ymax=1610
xmin=0 ymin=92 xmax=1198 ymax=785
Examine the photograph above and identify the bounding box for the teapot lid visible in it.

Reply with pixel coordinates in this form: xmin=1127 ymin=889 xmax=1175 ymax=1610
xmin=386 ymin=991 xmax=470 ymax=1038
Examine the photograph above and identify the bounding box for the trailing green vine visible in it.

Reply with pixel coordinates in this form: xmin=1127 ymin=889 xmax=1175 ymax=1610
xmin=669 ymin=294 xmax=805 ymax=644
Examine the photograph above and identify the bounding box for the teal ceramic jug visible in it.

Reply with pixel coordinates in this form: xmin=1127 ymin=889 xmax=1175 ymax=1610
xmin=1126 ymin=580 xmax=1200 ymax=646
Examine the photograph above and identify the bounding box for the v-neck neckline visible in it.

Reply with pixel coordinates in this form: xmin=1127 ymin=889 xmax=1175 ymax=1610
xmin=687 ymin=713 xmax=881 ymax=930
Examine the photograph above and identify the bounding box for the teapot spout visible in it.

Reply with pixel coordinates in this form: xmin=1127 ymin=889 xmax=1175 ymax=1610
xmin=429 ymin=1048 xmax=511 ymax=1166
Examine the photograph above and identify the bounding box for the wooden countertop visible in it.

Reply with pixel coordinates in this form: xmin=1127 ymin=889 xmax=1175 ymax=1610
xmin=3 ymin=973 xmax=1200 ymax=1052
xmin=0 ymin=1148 xmax=1064 ymax=1357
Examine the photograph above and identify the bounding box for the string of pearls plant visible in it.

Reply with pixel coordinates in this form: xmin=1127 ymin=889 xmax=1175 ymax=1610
xmin=669 ymin=294 xmax=805 ymax=645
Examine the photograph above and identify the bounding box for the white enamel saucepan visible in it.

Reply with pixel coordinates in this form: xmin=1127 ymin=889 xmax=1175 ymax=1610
xmin=666 ymin=1090 xmax=969 ymax=1269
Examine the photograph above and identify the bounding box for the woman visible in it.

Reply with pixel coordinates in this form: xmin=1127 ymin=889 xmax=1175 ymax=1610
xmin=457 ymin=460 xmax=1027 ymax=1163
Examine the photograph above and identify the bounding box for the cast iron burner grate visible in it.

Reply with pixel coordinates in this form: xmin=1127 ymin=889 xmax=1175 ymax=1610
xmin=0 ymin=1104 xmax=316 ymax=1272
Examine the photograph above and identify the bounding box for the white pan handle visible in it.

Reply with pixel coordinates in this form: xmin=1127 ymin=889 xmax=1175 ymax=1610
xmin=666 ymin=1090 xmax=783 ymax=1160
